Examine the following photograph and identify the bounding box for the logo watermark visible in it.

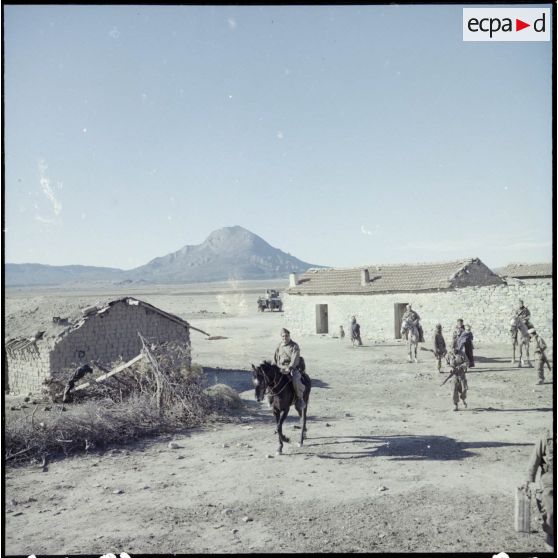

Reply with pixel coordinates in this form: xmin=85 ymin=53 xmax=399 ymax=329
xmin=463 ymin=8 xmax=550 ymax=41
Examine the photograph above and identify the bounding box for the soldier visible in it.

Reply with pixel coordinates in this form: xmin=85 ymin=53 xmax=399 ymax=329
xmin=350 ymin=316 xmax=362 ymax=346
xmin=273 ymin=328 xmax=306 ymax=409
xmin=433 ymin=323 xmax=447 ymax=373
xmin=339 ymin=325 xmax=345 ymax=339
xmin=529 ymin=328 xmax=550 ymax=385
xmin=401 ymin=304 xmax=424 ymax=342
xmin=457 ymin=324 xmax=475 ymax=368
xmin=515 ymin=299 xmax=533 ymax=328
xmin=452 ymin=319 xmax=465 ymax=352
xmin=525 ymin=427 xmax=554 ymax=550
xmin=441 ymin=352 xmax=468 ymax=411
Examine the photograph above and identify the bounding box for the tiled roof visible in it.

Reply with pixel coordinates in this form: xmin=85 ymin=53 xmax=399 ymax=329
xmin=288 ymin=258 xmax=504 ymax=295
xmin=499 ymin=263 xmax=552 ymax=278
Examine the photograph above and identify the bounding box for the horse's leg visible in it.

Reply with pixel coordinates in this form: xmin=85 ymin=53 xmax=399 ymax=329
xmin=511 ymin=341 xmax=516 ymax=364
xmin=276 ymin=407 xmax=290 ymax=455
xmin=299 ymin=402 xmax=308 ymax=447
xmin=518 ymin=343 xmax=523 ymax=367
xmin=273 ymin=407 xmax=280 ymax=435
xmin=407 ymin=341 xmax=412 ymax=363
xmin=414 ymin=340 xmax=418 ymax=363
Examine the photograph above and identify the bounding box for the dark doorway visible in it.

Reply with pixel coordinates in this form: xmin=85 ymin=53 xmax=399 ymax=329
xmin=316 ymin=304 xmax=329 ymax=334
xmin=394 ymin=302 xmax=409 ymax=339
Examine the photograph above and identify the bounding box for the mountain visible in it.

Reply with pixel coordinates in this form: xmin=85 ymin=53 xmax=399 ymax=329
xmin=5 ymin=227 xmax=323 ymax=286
xmin=4 ymin=263 xmax=126 ymax=287
xmin=125 ymin=226 xmax=322 ymax=283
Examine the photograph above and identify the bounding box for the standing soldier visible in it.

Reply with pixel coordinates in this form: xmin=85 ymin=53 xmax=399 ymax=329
xmin=433 ymin=323 xmax=447 ymax=373
xmin=273 ymin=328 xmax=306 ymax=409
xmin=452 ymin=319 xmax=465 ymax=352
xmin=529 ymin=328 xmax=550 ymax=385
xmin=350 ymin=316 xmax=362 ymax=346
xmin=457 ymin=324 xmax=475 ymax=368
xmin=525 ymin=427 xmax=554 ymax=550
xmin=441 ymin=352 xmax=468 ymax=411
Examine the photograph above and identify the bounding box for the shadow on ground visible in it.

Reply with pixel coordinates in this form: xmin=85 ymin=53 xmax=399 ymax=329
xmin=471 ymin=407 xmax=552 ymax=413
xmin=303 ymin=434 xmax=531 ymax=461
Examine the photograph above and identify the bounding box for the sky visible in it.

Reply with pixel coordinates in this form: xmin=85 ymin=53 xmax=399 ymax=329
xmin=3 ymin=4 xmax=553 ymax=270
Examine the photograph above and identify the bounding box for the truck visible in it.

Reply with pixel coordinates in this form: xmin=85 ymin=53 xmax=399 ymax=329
xmin=257 ymin=289 xmax=283 ymax=312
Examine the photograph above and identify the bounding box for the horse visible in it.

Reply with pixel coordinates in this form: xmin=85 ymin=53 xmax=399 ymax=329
xmin=400 ymin=318 xmax=420 ymax=363
xmin=251 ymin=361 xmax=311 ymax=455
xmin=510 ymin=316 xmax=532 ymax=367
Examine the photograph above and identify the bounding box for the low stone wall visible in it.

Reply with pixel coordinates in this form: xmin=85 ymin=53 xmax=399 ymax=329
xmin=5 ymin=345 xmax=51 ymax=395
xmin=284 ymin=280 xmax=552 ymax=345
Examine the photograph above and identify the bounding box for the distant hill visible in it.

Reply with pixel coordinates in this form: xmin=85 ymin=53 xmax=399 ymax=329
xmin=4 ymin=263 xmax=125 ymax=287
xmin=125 ymin=226 xmax=322 ymax=283
xmin=5 ymin=226 xmax=323 ymax=286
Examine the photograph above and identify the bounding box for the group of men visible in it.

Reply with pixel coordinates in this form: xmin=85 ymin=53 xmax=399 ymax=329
xmin=269 ymin=314 xmax=553 ymax=549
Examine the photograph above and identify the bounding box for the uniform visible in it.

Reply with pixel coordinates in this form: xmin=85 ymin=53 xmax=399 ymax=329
xmin=533 ymin=334 xmax=549 ymax=382
xmin=351 ymin=319 xmax=362 ymax=346
xmin=274 ymin=339 xmax=305 ymax=400
xmin=457 ymin=329 xmax=475 ymax=367
xmin=527 ymin=429 xmax=555 ymax=549
xmin=445 ymin=355 xmax=468 ymax=410
xmin=402 ymin=309 xmax=424 ymax=342
xmin=434 ymin=330 xmax=447 ymax=372
xmin=452 ymin=324 xmax=465 ymax=352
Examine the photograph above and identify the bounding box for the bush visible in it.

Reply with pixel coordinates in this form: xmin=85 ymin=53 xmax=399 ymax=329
xmin=204 ymin=383 xmax=243 ymax=412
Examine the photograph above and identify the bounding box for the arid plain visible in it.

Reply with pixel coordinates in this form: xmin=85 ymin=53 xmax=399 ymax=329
xmin=4 ymin=281 xmax=554 ymax=555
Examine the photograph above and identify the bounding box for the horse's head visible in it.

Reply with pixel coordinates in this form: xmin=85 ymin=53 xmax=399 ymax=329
xmin=400 ymin=319 xmax=409 ymax=335
xmin=251 ymin=361 xmax=276 ymax=402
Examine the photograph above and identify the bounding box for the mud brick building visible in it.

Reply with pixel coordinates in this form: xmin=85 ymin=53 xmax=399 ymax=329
xmin=283 ymin=258 xmax=553 ymax=344
xmin=5 ymin=297 xmax=193 ymax=395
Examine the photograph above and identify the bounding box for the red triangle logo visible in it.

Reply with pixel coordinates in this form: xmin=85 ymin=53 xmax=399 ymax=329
xmin=516 ymin=19 xmax=530 ymax=31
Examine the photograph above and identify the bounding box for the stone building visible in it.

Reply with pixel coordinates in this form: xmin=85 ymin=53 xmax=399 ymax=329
xmin=283 ymin=258 xmax=553 ymax=344
xmin=499 ymin=262 xmax=552 ymax=283
xmin=5 ymin=297 xmax=197 ymax=395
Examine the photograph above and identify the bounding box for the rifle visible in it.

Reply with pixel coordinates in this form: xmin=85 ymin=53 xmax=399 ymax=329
xmin=440 ymin=370 xmax=455 ymax=386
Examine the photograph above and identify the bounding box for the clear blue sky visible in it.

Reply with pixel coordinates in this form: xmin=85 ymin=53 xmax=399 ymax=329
xmin=4 ymin=5 xmax=553 ymax=270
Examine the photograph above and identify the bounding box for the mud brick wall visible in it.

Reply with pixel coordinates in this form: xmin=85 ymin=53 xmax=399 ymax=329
xmin=283 ymin=280 xmax=552 ymax=346
xmin=5 ymin=343 xmax=52 ymax=395
xmin=49 ymin=301 xmax=191 ymax=380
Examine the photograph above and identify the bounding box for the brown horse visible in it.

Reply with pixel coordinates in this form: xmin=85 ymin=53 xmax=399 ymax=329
xmin=251 ymin=361 xmax=311 ymax=455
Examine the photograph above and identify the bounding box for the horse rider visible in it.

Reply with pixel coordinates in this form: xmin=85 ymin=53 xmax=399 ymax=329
xmin=452 ymin=319 xmax=465 ymax=352
xmin=402 ymin=304 xmax=424 ymax=342
xmin=273 ymin=328 xmax=306 ymax=409
xmin=515 ymin=299 xmax=533 ymax=328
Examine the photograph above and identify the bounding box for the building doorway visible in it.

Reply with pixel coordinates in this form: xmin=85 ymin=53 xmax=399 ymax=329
xmin=394 ymin=302 xmax=409 ymax=339
xmin=316 ymin=304 xmax=329 ymax=334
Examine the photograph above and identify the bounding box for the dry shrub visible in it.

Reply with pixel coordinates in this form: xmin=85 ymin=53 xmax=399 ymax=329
xmin=5 ymin=394 xmax=165 ymax=464
xmin=204 ymin=383 xmax=243 ymax=412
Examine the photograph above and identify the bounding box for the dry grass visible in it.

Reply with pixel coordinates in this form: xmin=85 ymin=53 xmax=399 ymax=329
xmin=6 ymin=341 xmax=244 ymax=465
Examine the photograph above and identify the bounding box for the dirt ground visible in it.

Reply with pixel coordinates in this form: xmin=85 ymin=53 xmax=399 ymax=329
xmin=4 ymin=285 xmax=555 ymax=555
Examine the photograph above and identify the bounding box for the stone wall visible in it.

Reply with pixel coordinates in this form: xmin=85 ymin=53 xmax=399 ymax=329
xmin=49 ymin=301 xmax=191 ymax=380
xmin=5 ymin=343 xmax=52 ymax=395
xmin=283 ymin=279 xmax=552 ymax=345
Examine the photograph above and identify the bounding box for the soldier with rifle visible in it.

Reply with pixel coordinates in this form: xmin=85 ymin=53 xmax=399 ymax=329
xmin=441 ymin=352 xmax=468 ymax=411
xmin=529 ymin=328 xmax=551 ymax=385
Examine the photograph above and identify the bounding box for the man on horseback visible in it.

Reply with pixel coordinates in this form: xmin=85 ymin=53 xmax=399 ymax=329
xmin=274 ymin=328 xmax=306 ymax=410
xmin=515 ymin=299 xmax=533 ymax=328
xmin=402 ymin=304 xmax=424 ymax=342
